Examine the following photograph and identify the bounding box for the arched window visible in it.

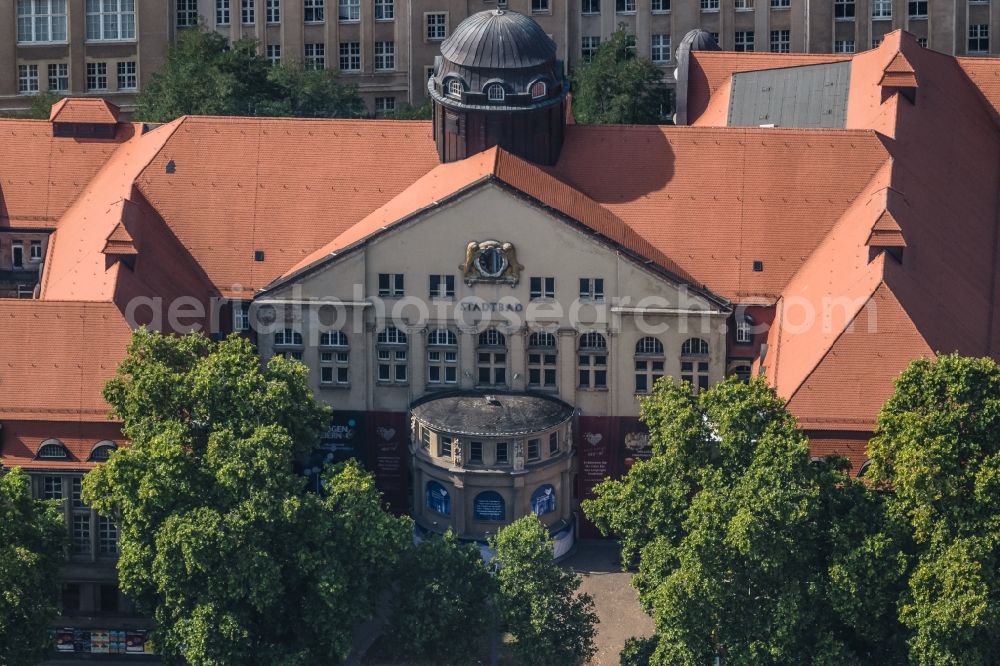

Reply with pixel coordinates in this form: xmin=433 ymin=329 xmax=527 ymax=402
xmin=857 ymin=460 xmax=872 ymax=478
xmin=427 ymin=328 xmax=458 ymax=385
xmin=377 ymin=326 xmax=408 ymax=384
xmin=89 ymin=441 xmax=117 ymax=462
xmin=729 ymin=362 xmax=752 ymax=383
xmin=473 ymin=491 xmax=506 ymax=522
xmin=37 ymin=439 xmax=69 ymax=460
xmin=447 ymin=78 xmax=463 ymax=98
xmin=578 ymin=332 xmax=608 ymax=389
xmin=320 ymin=331 xmax=349 ymax=386
xmin=531 ymin=484 xmax=557 ymax=516
xmin=486 ymin=83 xmax=505 ymax=102
xmin=477 ymin=328 xmax=507 ymax=386
xmin=634 ymin=337 xmax=665 ymax=393
xmin=527 ymin=331 xmax=557 ymax=390
xmin=529 ymin=80 xmax=547 ymax=99
xmin=681 ymin=337 xmax=710 ymax=393
xmin=426 ymin=480 xmax=451 ymax=515
xmin=274 ymin=327 xmax=303 ymax=360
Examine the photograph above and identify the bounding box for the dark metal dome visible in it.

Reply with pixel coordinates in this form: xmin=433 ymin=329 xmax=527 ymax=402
xmin=441 ymin=9 xmax=557 ymax=69
xmin=679 ymin=29 xmax=722 ymax=54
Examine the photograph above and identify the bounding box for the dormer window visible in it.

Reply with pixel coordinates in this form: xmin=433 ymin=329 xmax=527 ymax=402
xmin=448 ymin=79 xmax=463 ymax=99
xmin=89 ymin=441 xmax=117 ymax=462
xmin=37 ymin=439 xmax=69 ymax=460
xmin=487 ymin=83 xmax=505 ymax=102
xmin=530 ymin=80 xmax=546 ymax=99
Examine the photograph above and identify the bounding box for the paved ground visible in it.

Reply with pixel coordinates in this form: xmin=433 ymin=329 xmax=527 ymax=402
xmin=563 ymin=540 xmax=655 ymax=666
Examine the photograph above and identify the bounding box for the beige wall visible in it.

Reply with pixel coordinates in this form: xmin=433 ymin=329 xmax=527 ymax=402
xmin=258 ymin=183 xmax=729 ymax=417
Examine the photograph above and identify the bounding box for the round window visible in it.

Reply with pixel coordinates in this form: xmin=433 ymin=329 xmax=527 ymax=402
xmin=475 ymin=247 xmax=509 ymax=277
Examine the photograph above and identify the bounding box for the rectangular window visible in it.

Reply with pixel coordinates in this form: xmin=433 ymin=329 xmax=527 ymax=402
xmin=377 ymin=348 xmax=407 ymax=383
xmin=17 ymin=0 xmax=67 ymax=43
xmin=530 ymin=277 xmax=555 ymax=299
xmin=266 ymin=0 xmax=280 ymax=22
xmin=17 ymin=65 xmax=39 ymax=94
xmin=834 ymin=39 xmax=855 ymax=53
xmin=700 ymin=0 xmax=719 ymax=10
xmin=217 ymin=0 xmax=231 ymax=24
xmin=616 ymin=0 xmax=635 ymax=12
xmin=651 ymin=34 xmax=671 ymax=62
xmin=917 ymin=37 xmax=928 ymax=47
xmin=29 ymin=240 xmax=42 ymax=261
xmin=770 ymin=29 xmax=790 ymax=53
xmin=319 ymin=351 xmax=349 ymax=385
xmin=70 ymin=478 xmax=84 ymax=508
xmin=378 ymin=273 xmax=404 ymax=297
xmin=532 ymin=0 xmax=550 ymax=12
xmin=176 ymin=0 xmax=197 ymax=27
xmin=969 ymin=24 xmax=989 ymax=53
xmin=117 ymin=61 xmax=137 ymax=90
xmin=735 ymin=0 xmax=753 ymax=9
xmin=426 ymin=12 xmax=447 ymax=41
xmin=47 ymin=63 xmax=69 ymax=91
xmin=470 ymin=441 xmax=483 ymax=464
xmin=736 ymin=319 xmax=752 ymax=344
xmin=242 ymin=0 xmax=255 ymax=23
xmin=734 ymin=31 xmax=754 ymax=51
xmin=495 ymin=442 xmax=509 ymax=464
xmin=72 ymin=514 xmax=91 ymax=555
xmin=582 ymin=0 xmax=600 ymax=13
xmin=86 ymin=62 xmax=108 ymax=91
xmin=266 ymin=44 xmax=281 ymax=65
xmin=908 ymin=1 xmax=927 ymax=17
xmin=651 ymin=0 xmax=669 ymax=11
xmin=375 ymin=0 xmax=393 ymax=20
xmin=98 ymin=517 xmax=118 ymax=555
xmin=375 ymin=41 xmax=395 ymax=71
xmin=427 ymin=348 xmax=457 ymax=384
xmin=12 ymin=242 xmax=24 ymax=269
xmin=304 ymin=0 xmax=324 ymax=22
xmin=527 ymin=348 xmax=557 ymax=389
xmin=86 ymin=0 xmax=136 ymax=39
xmin=439 ymin=436 xmax=452 ymax=458
xmin=43 ymin=475 xmax=63 ymax=500
xmin=549 ymin=431 xmax=559 ymax=455
xmin=579 ymin=277 xmax=604 ymax=301
xmin=339 ymin=42 xmax=361 ymax=71
xmin=579 ymin=353 xmax=608 ymax=389
xmin=527 ymin=439 xmax=540 ymax=461
xmin=304 ymin=43 xmax=325 ymax=69
xmin=421 ymin=427 xmax=430 ymax=448
xmin=339 ymin=0 xmax=359 ymax=21
xmin=582 ymin=36 xmax=601 ymax=63
xmin=374 ymin=96 xmax=395 ymax=116
xmin=872 ymin=0 xmax=891 ymax=18
xmin=834 ymin=0 xmax=855 ymax=19
xmin=429 ymin=274 xmax=455 ymax=298
xmin=771 ymin=0 xmax=790 ymax=6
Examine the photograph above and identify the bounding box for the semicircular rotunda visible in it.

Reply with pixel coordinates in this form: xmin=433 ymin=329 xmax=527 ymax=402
xmin=429 ymin=9 xmax=569 ymax=165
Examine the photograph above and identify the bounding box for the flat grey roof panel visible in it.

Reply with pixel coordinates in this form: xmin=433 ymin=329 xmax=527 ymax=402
xmin=727 ymin=61 xmax=851 ymax=129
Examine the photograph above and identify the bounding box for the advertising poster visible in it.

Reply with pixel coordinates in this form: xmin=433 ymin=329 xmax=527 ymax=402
xmin=110 ymin=629 xmax=127 ymax=654
xmin=91 ymin=629 xmax=109 ymax=653
xmin=425 ymin=480 xmax=451 ymax=515
xmin=473 ymin=491 xmax=506 ymax=521
xmin=367 ymin=412 xmax=409 ymax=513
xmin=304 ymin=411 xmax=366 ymax=493
xmin=618 ymin=417 xmax=652 ymax=473
xmin=576 ymin=416 xmax=618 ymax=538
xmin=72 ymin=629 xmax=91 ymax=653
xmin=531 ymin=484 xmax=557 ymax=516
xmin=126 ymin=630 xmax=147 ymax=654
xmin=54 ymin=628 xmax=74 ymax=653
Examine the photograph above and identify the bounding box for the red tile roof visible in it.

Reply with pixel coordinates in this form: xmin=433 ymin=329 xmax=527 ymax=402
xmin=0 ymin=419 xmax=124 ymax=471
xmin=49 ymin=98 xmax=120 ymax=125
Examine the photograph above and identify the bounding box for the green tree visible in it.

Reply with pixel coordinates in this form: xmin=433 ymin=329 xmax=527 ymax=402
xmin=867 ymin=354 xmax=1000 ymax=665
xmin=0 ymin=467 xmax=67 ymax=666
xmin=82 ymin=330 xmax=410 ymax=666
xmin=584 ymin=378 xmax=906 ymax=665
xmin=0 ymin=91 xmax=64 ymax=120
xmin=136 ymin=24 xmax=362 ymax=122
xmin=491 ymin=516 xmax=597 ymax=666
xmin=570 ymin=29 xmax=672 ymax=125
xmin=386 ymin=102 xmax=432 ymax=120
xmin=382 ymin=531 xmax=494 ymax=663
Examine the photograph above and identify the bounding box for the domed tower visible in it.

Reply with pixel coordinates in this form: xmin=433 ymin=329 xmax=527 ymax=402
xmin=429 ymin=10 xmax=569 ymax=166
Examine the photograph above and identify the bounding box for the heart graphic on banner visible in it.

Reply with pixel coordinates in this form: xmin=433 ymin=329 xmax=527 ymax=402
xmin=378 ymin=427 xmax=396 ymax=441
xmin=584 ymin=432 xmax=603 ymax=446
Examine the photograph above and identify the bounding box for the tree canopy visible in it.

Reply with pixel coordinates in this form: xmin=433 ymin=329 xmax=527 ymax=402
xmin=136 ymin=25 xmax=364 ymax=122
xmin=868 ymin=353 xmax=1000 ymax=665
xmin=0 ymin=467 xmax=67 ymax=666
xmin=583 ymin=378 xmax=906 ymax=665
xmin=491 ymin=516 xmax=598 ymax=666
xmin=570 ymin=29 xmax=672 ymax=125
xmin=82 ymin=330 xmax=410 ymax=665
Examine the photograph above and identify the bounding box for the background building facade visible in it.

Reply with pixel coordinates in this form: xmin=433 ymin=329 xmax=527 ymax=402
xmin=3 ymin=0 xmax=997 ymax=116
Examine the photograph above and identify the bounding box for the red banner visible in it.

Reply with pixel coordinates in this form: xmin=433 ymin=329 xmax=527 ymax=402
xmin=366 ymin=412 xmax=410 ymax=514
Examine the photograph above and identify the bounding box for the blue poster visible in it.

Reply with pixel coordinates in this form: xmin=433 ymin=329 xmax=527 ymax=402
xmin=473 ymin=491 xmax=506 ymax=522
xmin=531 ymin=484 xmax=557 ymax=516
xmin=426 ymin=481 xmax=451 ymax=515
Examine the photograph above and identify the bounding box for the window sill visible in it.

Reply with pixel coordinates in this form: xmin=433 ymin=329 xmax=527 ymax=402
xmin=320 ymin=383 xmax=351 ymax=389
xmin=700 ymin=9 xmax=721 ymax=13
xmin=17 ymin=40 xmax=70 ymax=46
xmin=84 ymin=38 xmax=137 ymax=44
xmin=375 ymin=18 xmax=395 ymax=22
xmin=375 ymin=68 xmax=396 ymax=73
xmin=735 ymin=7 xmax=753 ymax=11
xmin=835 ymin=17 xmax=855 ymax=21
xmin=339 ymin=19 xmax=361 ymax=24
xmin=304 ymin=20 xmax=325 ymax=25
xmin=872 ymin=16 xmax=892 ymax=20
xmin=16 ymin=92 xmax=39 ymax=97
xmin=531 ymin=11 xmax=553 ymax=15
xmin=578 ymin=387 xmax=609 ymax=392
xmin=376 ymin=381 xmax=409 ymax=387
xmin=651 ymin=10 xmax=671 ymax=14
xmin=581 ymin=11 xmax=600 ymax=16
xmin=615 ymin=11 xmax=637 ymax=15
xmin=652 ymin=59 xmax=670 ymax=65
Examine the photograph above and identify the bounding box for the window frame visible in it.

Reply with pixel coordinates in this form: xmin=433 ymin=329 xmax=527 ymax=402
xmin=117 ymin=60 xmax=137 ymax=91
xmin=304 ymin=42 xmax=325 ymax=69
xmin=651 ymin=34 xmax=671 ymax=62
xmin=86 ymin=62 xmax=108 ymax=91
xmin=579 ymin=277 xmax=605 ymax=301
xmin=339 ymin=41 xmax=361 ymax=72
xmin=616 ymin=0 xmax=636 ymax=13
xmin=303 ymin=0 xmax=324 ymax=22
xmin=582 ymin=0 xmax=600 ymax=14
xmin=16 ymin=0 xmax=68 ymax=44
xmin=578 ymin=332 xmax=608 ymax=390
xmin=425 ymin=12 xmax=447 ymax=41
xmin=17 ymin=65 xmax=39 ymax=95
xmin=770 ymin=29 xmax=790 ymax=53
xmin=680 ymin=337 xmax=710 ymax=394
xmin=375 ymin=0 xmax=394 ymax=20
xmin=427 ymin=328 xmax=458 ymax=386
xmin=241 ymin=0 xmax=255 ymax=24
xmin=338 ymin=0 xmax=359 ymax=22
xmin=907 ymin=0 xmax=927 ymax=18
xmin=477 ymin=329 xmax=508 ymax=387
xmin=175 ymin=0 xmax=197 ymax=28
xmin=377 ymin=272 xmax=404 ymax=297
xmin=734 ymin=31 xmax=754 ymax=52
xmin=376 ymin=327 xmax=408 ymax=384
xmin=834 ymin=0 xmax=855 ymax=20
xmin=217 ymin=0 xmax=231 ymax=25
xmin=968 ymin=24 xmax=989 ymax=54
xmin=527 ymin=331 xmax=558 ymax=390
xmin=374 ymin=40 xmax=395 ymax=71
xmin=265 ymin=0 xmax=280 ymax=23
